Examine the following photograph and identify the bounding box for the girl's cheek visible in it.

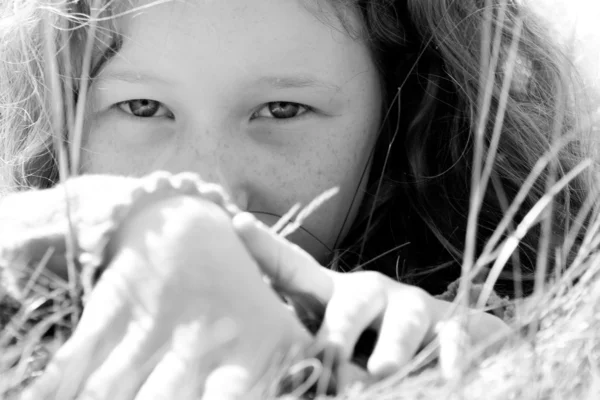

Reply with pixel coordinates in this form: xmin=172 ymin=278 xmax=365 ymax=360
xmin=81 ymin=116 xmax=178 ymax=174
xmin=81 ymin=138 xmax=154 ymax=177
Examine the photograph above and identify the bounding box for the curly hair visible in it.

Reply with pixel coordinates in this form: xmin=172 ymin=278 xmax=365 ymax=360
xmin=0 ymin=0 xmax=597 ymax=297
xmin=0 ymin=0 xmax=120 ymax=192
xmin=332 ymin=0 xmax=597 ymax=296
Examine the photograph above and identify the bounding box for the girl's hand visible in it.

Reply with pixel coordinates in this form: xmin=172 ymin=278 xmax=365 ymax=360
xmin=233 ymin=213 xmax=510 ymax=384
xmin=22 ymin=196 xmax=315 ymax=400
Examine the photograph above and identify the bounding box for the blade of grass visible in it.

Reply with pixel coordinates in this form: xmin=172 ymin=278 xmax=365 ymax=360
xmin=534 ymin=52 xmax=568 ymax=302
xmin=469 ymin=127 xmax=589 ymax=280
xmin=461 ymin=0 xmax=510 ymax=308
xmin=476 ymin=159 xmax=593 ymax=309
xmin=70 ymin=0 xmax=101 ymax=176
xmin=41 ymin=14 xmax=79 ymax=328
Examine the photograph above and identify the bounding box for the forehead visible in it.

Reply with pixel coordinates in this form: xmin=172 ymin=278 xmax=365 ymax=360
xmin=114 ymin=0 xmax=355 ymax=30
xmin=102 ymin=0 xmax=368 ymax=78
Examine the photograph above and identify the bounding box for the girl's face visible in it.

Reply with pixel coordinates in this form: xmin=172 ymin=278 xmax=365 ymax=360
xmin=82 ymin=0 xmax=382 ymax=262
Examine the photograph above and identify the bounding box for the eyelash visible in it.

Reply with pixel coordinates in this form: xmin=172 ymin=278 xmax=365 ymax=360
xmin=251 ymin=102 xmax=312 ymax=121
xmin=115 ymin=100 xmax=312 ymax=121
xmin=116 ymin=100 xmax=173 ymax=119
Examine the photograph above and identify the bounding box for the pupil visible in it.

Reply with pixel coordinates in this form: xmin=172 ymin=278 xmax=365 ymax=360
xmin=270 ymin=102 xmax=298 ymax=119
xmin=131 ymin=99 xmax=158 ymax=117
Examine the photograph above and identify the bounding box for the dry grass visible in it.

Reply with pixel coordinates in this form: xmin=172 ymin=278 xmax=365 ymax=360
xmin=338 ymin=245 xmax=600 ymax=400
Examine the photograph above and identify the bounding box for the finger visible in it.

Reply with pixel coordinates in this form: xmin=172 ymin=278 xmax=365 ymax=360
xmin=464 ymin=308 xmax=511 ymax=345
xmin=367 ymin=288 xmax=432 ymax=379
xmin=310 ymin=273 xmax=387 ymax=393
xmin=135 ymin=351 xmax=203 ymax=400
xmin=433 ymin=301 xmax=510 ymax=380
xmin=76 ymin=316 xmax=171 ymax=400
xmin=20 ymin=352 xmax=86 ymax=400
xmin=315 ymin=273 xmax=387 ymax=362
xmin=429 ymin=297 xmax=510 ymax=346
xmin=232 ymin=212 xmax=334 ymax=303
xmin=135 ymin=318 xmax=240 ymax=400
xmin=21 ymin=335 xmax=97 ymax=400
xmin=22 ymin=267 xmax=135 ymax=400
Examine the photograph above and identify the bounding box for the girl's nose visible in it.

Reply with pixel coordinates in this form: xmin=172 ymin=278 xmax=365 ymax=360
xmin=176 ymin=123 xmax=250 ymax=212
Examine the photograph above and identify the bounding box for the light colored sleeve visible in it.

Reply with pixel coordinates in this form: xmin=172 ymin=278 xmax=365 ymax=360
xmin=0 ymin=172 xmax=239 ymax=303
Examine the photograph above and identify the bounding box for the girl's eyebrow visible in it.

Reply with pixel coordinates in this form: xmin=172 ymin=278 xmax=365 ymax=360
xmin=94 ymin=70 xmax=170 ymax=85
xmin=256 ymin=75 xmax=341 ymax=91
xmin=95 ymin=69 xmax=340 ymax=92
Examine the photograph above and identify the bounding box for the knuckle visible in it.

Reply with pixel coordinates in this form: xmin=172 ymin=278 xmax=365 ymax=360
xmin=348 ymin=289 xmax=376 ymax=311
xmin=322 ymin=299 xmax=365 ymax=336
xmin=341 ymin=270 xmax=388 ymax=294
xmin=335 ymin=275 xmax=386 ymax=311
xmin=355 ymin=270 xmax=387 ymax=286
xmin=399 ymin=286 xmax=431 ymax=312
xmin=321 ymin=301 xmax=375 ymax=345
xmin=388 ymin=287 xmax=433 ymax=333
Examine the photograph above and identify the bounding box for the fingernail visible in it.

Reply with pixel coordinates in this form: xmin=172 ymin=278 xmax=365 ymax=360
xmin=231 ymin=212 xmax=258 ymax=235
xmin=232 ymin=211 xmax=256 ymax=224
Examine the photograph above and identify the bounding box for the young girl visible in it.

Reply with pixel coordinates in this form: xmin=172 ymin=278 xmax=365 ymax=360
xmin=0 ymin=0 xmax=596 ymax=398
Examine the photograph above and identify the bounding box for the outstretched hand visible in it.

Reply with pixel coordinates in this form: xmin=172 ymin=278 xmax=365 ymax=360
xmin=233 ymin=212 xmax=510 ymax=385
xmin=21 ymin=196 xmax=316 ymax=400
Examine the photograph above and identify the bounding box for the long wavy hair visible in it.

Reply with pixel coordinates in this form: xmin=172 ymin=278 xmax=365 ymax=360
xmin=0 ymin=0 xmax=597 ymax=297
xmin=333 ymin=0 xmax=597 ymax=296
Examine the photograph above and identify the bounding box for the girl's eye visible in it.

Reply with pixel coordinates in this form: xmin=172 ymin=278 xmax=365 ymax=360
xmin=253 ymin=102 xmax=310 ymax=120
xmin=117 ymin=99 xmax=172 ymax=118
